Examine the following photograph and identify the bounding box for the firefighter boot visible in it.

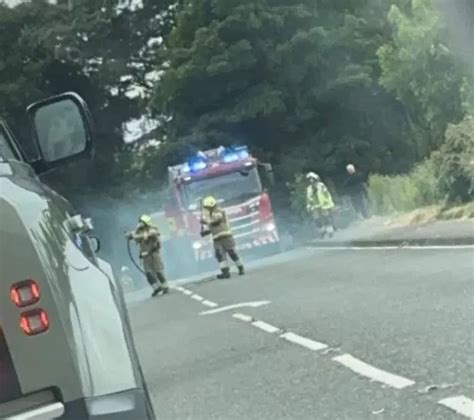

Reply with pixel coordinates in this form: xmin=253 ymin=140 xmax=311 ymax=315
xmin=157 ymin=272 xmax=170 ymax=295
xmin=147 ymin=273 xmax=162 ymax=297
xmin=151 ymin=285 xmax=163 ymax=297
xmin=217 ymin=267 xmax=231 ymax=279
xmin=238 ymin=265 xmax=245 ymax=276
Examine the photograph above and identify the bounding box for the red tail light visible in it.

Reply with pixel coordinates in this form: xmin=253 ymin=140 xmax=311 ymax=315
xmin=259 ymin=193 xmax=273 ymax=220
xmin=20 ymin=309 xmax=49 ymax=336
xmin=10 ymin=280 xmax=40 ymax=308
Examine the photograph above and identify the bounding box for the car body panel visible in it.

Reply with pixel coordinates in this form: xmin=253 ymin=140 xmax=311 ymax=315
xmin=0 ymin=161 xmax=138 ymax=402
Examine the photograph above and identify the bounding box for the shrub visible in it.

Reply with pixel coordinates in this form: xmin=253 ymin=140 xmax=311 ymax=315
xmin=368 ymin=159 xmax=441 ymax=214
xmin=432 ymin=115 xmax=474 ymax=203
xmin=369 ymin=116 xmax=473 ymax=214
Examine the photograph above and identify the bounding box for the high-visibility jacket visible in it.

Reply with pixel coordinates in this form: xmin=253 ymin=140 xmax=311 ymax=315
xmin=203 ymin=207 xmax=233 ymax=240
xmin=306 ymin=182 xmax=335 ymax=212
xmin=132 ymin=225 xmax=164 ymax=273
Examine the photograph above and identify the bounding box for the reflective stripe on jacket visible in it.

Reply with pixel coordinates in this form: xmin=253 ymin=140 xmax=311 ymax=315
xmin=132 ymin=226 xmax=163 ymax=272
xmin=306 ymin=182 xmax=335 ymax=211
xmin=204 ymin=207 xmax=233 ymax=240
xmin=133 ymin=226 xmax=161 ymax=254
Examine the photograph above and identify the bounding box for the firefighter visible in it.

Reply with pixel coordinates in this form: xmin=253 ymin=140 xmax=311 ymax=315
xmin=126 ymin=215 xmax=169 ymax=297
xmin=306 ymin=172 xmax=336 ymax=238
xmin=200 ymin=196 xmax=244 ymax=279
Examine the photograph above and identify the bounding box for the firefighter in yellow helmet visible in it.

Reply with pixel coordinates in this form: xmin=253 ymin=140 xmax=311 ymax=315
xmin=306 ymin=172 xmax=336 ymax=238
xmin=200 ymin=196 xmax=244 ymax=279
xmin=126 ymin=215 xmax=169 ymax=297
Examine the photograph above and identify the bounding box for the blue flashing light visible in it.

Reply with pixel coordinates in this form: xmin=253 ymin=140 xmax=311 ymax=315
xmin=221 ymin=145 xmax=250 ymax=163
xmin=236 ymin=147 xmax=250 ymax=160
xmin=222 ymin=152 xmax=239 ymax=163
xmin=185 ymin=154 xmax=208 ymax=172
xmin=182 ymin=162 xmax=191 ymax=173
xmin=191 ymin=160 xmax=207 ymax=171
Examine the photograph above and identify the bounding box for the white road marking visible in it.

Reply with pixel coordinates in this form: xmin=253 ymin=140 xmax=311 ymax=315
xmin=200 ymin=300 xmax=270 ymax=315
xmin=332 ymin=354 xmax=415 ymax=389
xmin=175 ymin=286 xmax=185 ymax=292
xmin=202 ymin=300 xmax=218 ymax=308
xmin=280 ymin=332 xmax=328 ymax=351
xmin=311 ymin=245 xmax=474 ymax=251
xmin=251 ymin=320 xmax=280 ymax=333
xmin=183 ymin=289 xmax=193 ymax=296
xmin=232 ymin=313 xmax=253 ymax=322
xmin=438 ymin=396 xmax=474 ymax=419
xmin=191 ymin=294 xmax=204 ymax=301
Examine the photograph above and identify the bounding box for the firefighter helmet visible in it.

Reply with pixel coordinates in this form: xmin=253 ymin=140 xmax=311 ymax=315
xmin=202 ymin=196 xmax=217 ymax=209
xmin=306 ymin=172 xmax=320 ymax=181
xmin=139 ymin=215 xmax=153 ymax=226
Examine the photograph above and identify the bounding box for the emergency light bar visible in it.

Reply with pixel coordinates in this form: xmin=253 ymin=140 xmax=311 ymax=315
xmin=182 ymin=145 xmax=251 ymax=174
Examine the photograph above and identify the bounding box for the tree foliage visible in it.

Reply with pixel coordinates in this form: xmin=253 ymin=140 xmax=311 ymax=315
xmin=433 ymin=115 xmax=474 ymax=203
xmin=1 ymin=0 xmax=472 ymax=208
xmin=378 ymin=0 xmax=468 ymax=153
xmin=153 ymin=0 xmax=434 ymax=187
xmin=0 ymin=0 xmax=174 ymax=189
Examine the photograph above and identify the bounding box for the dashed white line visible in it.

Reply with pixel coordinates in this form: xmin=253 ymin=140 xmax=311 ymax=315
xmin=191 ymin=294 xmax=204 ymax=301
xmin=280 ymin=332 xmax=328 ymax=351
xmin=251 ymin=320 xmax=280 ymax=334
xmin=332 ymin=354 xmax=415 ymax=389
xmin=175 ymin=286 xmax=185 ymax=292
xmin=183 ymin=289 xmax=193 ymax=296
xmin=199 ymin=300 xmax=270 ymax=316
xmin=202 ymin=300 xmax=218 ymax=308
xmin=232 ymin=313 xmax=253 ymax=322
xmin=438 ymin=396 xmax=474 ymax=419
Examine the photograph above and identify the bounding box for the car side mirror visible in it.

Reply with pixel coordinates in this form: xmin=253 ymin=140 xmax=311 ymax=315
xmin=27 ymin=92 xmax=94 ymax=172
xmin=89 ymin=236 xmax=101 ymax=253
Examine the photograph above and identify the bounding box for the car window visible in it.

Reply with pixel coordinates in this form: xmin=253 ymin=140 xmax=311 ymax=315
xmin=0 ymin=123 xmax=17 ymax=161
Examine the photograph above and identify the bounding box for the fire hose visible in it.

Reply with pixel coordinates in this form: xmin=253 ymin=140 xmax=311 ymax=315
xmin=126 ymin=238 xmax=146 ymax=275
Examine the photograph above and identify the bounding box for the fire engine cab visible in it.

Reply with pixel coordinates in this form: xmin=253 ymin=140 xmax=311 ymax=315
xmin=164 ymin=146 xmax=280 ymax=277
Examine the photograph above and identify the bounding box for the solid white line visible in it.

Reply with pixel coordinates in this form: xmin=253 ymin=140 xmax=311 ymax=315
xmin=191 ymin=294 xmax=204 ymax=301
xmin=251 ymin=320 xmax=280 ymax=333
xmin=233 ymin=313 xmax=253 ymax=322
xmin=183 ymin=289 xmax=193 ymax=295
xmin=312 ymin=245 xmax=474 ymax=251
xmin=280 ymin=332 xmax=328 ymax=351
xmin=202 ymin=300 xmax=218 ymax=308
xmin=200 ymin=300 xmax=270 ymax=315
xmin=333 ymin=354 xmax=415 ymax=389
xmin=438 ymin=396 xmax=474 ymax=419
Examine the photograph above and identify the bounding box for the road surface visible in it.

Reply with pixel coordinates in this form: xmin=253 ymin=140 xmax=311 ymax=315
xmin=129 ymin=246 xmax=474 ymax=420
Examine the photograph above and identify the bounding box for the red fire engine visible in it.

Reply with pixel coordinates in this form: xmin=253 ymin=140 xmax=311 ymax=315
xmin=163 ymin=146 xmax=280 ymax=277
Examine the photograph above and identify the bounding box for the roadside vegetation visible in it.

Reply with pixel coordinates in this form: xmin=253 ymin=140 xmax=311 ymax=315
xmin=0 ymin=0 xmax=472 ymax=223
xmin=369 ymin=115 xmax=473 ymax=218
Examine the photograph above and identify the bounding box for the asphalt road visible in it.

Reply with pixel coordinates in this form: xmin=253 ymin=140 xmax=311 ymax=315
xmin=129 ymin=246 xmax=474 ymax=420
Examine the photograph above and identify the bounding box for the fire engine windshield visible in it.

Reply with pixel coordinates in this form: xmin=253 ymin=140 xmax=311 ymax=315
xmin=184 ymin=167 xmax=262 ymax=208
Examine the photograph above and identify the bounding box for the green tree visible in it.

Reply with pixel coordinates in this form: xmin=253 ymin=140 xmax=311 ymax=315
xmin=152 ymin=0 xmax=419 ymax=192
xmin=433 ymin=115 xmax=474 ymax=203
xmin=377 ymin=0 xmax=468 ymax=155
xmin=0 ymin=0 xmax=174 ymax=191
